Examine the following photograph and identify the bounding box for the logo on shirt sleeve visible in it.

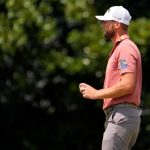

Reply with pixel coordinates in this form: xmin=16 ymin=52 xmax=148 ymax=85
xmin=119 ymin=59 xmax=128 ymax=69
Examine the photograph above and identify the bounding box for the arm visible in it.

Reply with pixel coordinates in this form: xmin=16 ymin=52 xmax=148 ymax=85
xmin=79 ymin=72 xmax=136 ymax=100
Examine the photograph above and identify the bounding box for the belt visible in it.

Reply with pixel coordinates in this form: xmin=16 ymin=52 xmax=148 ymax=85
xmin=104 ymin=103 xmax=137 ymax=116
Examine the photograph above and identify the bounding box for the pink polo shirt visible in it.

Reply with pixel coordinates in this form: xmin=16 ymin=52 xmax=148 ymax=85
xmin=103 ymin=36 xmax=142 ymax=109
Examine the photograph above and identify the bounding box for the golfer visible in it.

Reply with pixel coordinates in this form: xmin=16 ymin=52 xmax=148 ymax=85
xmin=79 ymin=6 xmax=142 ymax=150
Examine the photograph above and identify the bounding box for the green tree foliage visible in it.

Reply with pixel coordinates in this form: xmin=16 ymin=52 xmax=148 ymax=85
xmin=0 ymin=0 xmax=150 ymax=149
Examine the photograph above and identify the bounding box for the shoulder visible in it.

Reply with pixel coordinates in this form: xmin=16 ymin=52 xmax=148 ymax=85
xmin=113 ymin=39 xmax=141 ymax=60
xmin=120 ymin=39 xmax=138 ymax=50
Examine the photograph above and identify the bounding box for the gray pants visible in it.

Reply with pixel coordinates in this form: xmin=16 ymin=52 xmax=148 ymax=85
xmin=102 ymin=104 xmax=142 ymax=150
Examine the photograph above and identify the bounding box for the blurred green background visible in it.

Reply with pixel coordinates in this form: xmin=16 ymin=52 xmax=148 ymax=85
xmin=0 ymin=0 xmax=150 ymax=149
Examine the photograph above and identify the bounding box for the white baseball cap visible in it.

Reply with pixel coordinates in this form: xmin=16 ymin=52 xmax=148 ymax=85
xmin=95 ymin=6 xmax=131 ymax=25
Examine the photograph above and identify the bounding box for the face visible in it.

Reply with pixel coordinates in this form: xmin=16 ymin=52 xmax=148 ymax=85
xmin=101 ymin=21 xmax=116 ymax=41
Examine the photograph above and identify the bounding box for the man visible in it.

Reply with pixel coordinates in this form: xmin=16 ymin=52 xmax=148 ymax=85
xmin=79 ymin=6 xmax=142 ymax=150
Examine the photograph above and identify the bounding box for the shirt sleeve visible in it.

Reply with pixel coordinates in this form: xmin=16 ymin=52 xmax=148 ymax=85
xmin=117 ymin=43 xmax=137 ymax=75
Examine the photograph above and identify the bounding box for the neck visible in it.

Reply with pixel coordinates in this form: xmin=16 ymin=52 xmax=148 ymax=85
xmin=112 ymin=31 xmax=128 ymax=45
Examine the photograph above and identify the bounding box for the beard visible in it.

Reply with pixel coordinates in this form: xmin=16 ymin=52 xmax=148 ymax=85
xmin=103 ymin=27 xmax=115 ymax=41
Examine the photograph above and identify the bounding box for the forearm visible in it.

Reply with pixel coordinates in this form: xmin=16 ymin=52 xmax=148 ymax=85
xmin=96 ymin=84 xmax=131 ymax=99
xmin=79 ymin=82 xmax=132 ymax=100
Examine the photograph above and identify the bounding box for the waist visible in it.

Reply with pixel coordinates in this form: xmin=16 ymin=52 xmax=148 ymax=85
xmin=104 ymin=103 xmax=138 ymax=116
xmin=103 ymin=97 xmax=140 ymax=109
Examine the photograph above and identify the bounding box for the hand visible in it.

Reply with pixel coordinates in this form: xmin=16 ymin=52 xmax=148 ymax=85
xmin=79 ymin=83 xmax=99 ymax=99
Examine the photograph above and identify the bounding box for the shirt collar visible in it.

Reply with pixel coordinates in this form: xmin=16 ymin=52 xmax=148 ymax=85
xmin=109 ymin=34 xmax=129 ymax=58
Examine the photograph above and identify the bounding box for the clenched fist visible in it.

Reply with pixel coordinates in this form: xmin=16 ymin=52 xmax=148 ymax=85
xmin=79 ymin=83 xmax=99 ymax=99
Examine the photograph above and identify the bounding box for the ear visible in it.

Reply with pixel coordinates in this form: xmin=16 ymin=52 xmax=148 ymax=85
xmin=114 ymin=22 xmax=121 ymax=29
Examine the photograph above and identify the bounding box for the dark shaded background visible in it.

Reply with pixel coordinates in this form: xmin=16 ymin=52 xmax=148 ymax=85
xmin=0 ymin=0 xmax=150 ymax=149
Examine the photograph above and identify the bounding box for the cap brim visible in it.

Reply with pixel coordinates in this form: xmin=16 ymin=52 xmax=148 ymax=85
xmin=95 ymin=15 xmax=113 ymax=21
